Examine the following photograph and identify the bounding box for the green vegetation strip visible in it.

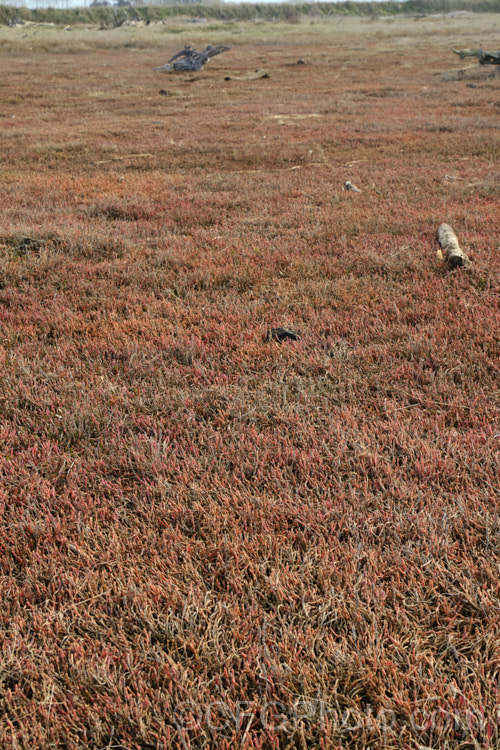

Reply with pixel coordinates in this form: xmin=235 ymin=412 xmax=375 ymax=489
xmin=1 ymin=0 xmax=499 ymax=27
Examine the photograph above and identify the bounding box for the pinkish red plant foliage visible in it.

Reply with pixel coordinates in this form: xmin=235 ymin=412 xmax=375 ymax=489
xmin=0 ymin=17 xmax=498 ymax=750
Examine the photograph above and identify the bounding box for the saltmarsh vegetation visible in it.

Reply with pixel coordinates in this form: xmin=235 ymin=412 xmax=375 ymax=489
xmin=0 ymin=5 xmax=499 ymax=750
xmin=0 ymin=0 xmax=499 ymax=26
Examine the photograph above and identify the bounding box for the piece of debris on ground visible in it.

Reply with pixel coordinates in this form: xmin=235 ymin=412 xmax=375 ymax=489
xmin=344 ymin=181 xmax=362 ymax=193
xmin=452 ymin=48 xmax=500 ymax=65
xmin=266 ymin=328 xmax=301 ymax=343
xmin=437 ymin=223 xmax=472 ymax=269
xmin=224 ymin=69 xmax=269 ymax=81
xmin=153 ymin=45 xmax=231 ymax=72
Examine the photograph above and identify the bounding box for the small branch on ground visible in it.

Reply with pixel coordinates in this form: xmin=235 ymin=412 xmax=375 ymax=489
xmin=224 ymin=69 xmax=269 ymax=81
xmin=95 ymin=154 xmax=154 ymax=164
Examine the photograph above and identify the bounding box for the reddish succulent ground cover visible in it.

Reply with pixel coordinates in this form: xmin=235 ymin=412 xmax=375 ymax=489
xmin=0 ymin=12 xmax=498 ymax=749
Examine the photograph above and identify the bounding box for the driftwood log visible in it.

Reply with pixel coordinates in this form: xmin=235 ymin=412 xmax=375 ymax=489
xmin=99 ymin=9 xmax=135 ymax=29
xmin=437 ymin=224 xmax=471 ymax=269
xmin=153 ymin=45 xmax=230 ymax=72
xmin=344 ymin=181 xmax=361 ymax=193
xmin=224 ymin=69 xmax=269 ymax=81
xmin=452 ymin=49 xmax=500 ymax=65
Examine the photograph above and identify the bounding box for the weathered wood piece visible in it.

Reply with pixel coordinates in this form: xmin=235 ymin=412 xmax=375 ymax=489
xmin=437 ymin=224 xmax=471 ymax=269
xmin=153 ymin=45 xmax=230 ymax=73
xmin=99 ymin=9 xmax=128 ymax=30
xmin=344 ymin=181 xmax=361 ymax=193
xmin=224 ymin=69 xmax=269 ymax=81
xmin=266 ymin=328 xmax=300 ymax=343
xmin=452 ymin=49 xmax=500 ymax=65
